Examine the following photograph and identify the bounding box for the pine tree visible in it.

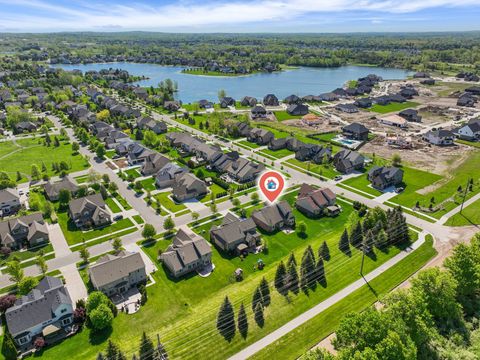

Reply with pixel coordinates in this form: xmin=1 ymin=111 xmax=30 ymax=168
xmin=96 ymin=353 xmax=105 ymax=360
xmin=319 ymin=241 xmax=330 ymax=261
xmin=375 ymin=229 xmax=388 ymax=249
xmin=339 ymin=229 xmax=350 ymax=253
xmin=237 ymin=303 xmax=249 ymax=339
xmin=316 ymin=257 xmax=326 ymax=287
xmin=396 ymin=208 xmax=410 ymax=244
xmin=156 ymin=334 xmax=169 ymax=360
xmin=254 ymin=302 xmax=264 ymax=327
xmin=363 ymin=229 xmax=375 ymax=254
xmin=259 ymin=277 xmax=270 ymax=307
xmin=300 ymin=247 xmax=316 ymax=291
xmin=350 ymin=222 xmax=363 ymax=248
xmin=217 ymin=296 xmax=235 ymax=340
xmin=287 ymin=262 xmax=299 ymax=294
xmin=139 ymin=332 xmax=155 ymax=360
xmin=105 ymin=340 xmax=120 ymax=360
xmin=287 ymin=252 xmax=297 ymax=268
xmin=252 ymin=286 xmax=262 ymax=311
xmin=274 ymin=261 xmax=287 ymax=295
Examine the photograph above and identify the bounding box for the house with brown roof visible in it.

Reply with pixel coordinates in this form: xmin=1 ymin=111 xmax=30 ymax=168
xmin=68 ymin=194 xmax=111 ymax=229
xmin=295 ymin=184 xmax=339 ymax=218
xmin=0 ymin=213 xmax=49 ymax=249
xmin=251 ymin=201 xmax=295 ymax=233
xmin=172 ymin=173 xmax=208 ymax=202
xmin=141 ymin=152 xmax=170 ymax=176
xmin=43 ymin=177 xmax=79 ymax=201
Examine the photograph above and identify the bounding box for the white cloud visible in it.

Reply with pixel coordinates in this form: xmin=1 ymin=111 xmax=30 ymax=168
xmin=0 ymin=0 xmax=480 ymax=31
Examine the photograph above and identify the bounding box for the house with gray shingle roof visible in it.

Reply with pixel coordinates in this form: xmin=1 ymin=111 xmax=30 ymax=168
xmin=0 ymin=188 xmax=20 ymax=216
xmin=368 ymin=166 xmax=404 ymax=190
xmin=160 ymin=229 xmax=212 ymax=278
xmin=248 ymin=128 xmax=274 ymax=145
xmin=333 ymin=149 xmax=365 ymax=174
xmin=68 ymin=194 xmax=111 ymax=228
xmin=172 ymin=173 xmax=208 ymax=202
xmin=456 ymin=120 xmax=480 ymax=141
xmin=295 ymin=183 xmax=339 ymax=218
xmin=210 ymin=213 xmax=261 ymax=255
xmin=88 ymin=251 xmax=147 ymax=296
xmin=5 ymin=276 xmax=73 ymax=348
xmin=43 ymin=177 xmax=79 ymax=201
xmin=0 ymin=213 xmax=49 ymax=249
xmin=141 ymin=152 xmax=170 ymax=176
xmin=251 ymin=201 xmax=295 ymax=233
xmin=155 ymin=163 xmax=187 ymax=188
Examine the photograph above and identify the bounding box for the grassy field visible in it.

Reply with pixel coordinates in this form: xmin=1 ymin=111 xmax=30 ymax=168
xmin=0 ymin=138 xmax=89 ymax=181
xmin=259 ymin=148 xmax=294 ymax=159
xmin=237 ymin=140 xmax=260 ymax=149
xmin=154 ymin=192 xmax=187 ymax=213
xmin=124 ymin=168 xmax=141 ymax=179
xmin=444 ymin=198 xmax=480 ymax=226
xmin=274 ymin=111 xmax=303 ymax=122
xmin=434 ymin=81 xmax=472 ymax=97
xmin=39 ymin=191 xmax=414 ymax=360
xmin=456 ymin=139 xmax=480 ymax=149
xmin=284 ymin=158 xmax=340 ymax=180
xmin=341 ymin=174 xmax=382 ymax=197
xmin=368 ymin=101 xmax=420 ymax=114
xmin=0 ymin=243 xmax=53 ymax=268
xmin=250 ymin=236 xmax=437 ymax=360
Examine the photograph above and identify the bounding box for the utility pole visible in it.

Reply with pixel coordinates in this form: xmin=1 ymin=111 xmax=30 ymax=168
xmin=359 ymin=245 xmax=366 ymax=278
xmin=460 ymin=178 xmax=471 ymax=214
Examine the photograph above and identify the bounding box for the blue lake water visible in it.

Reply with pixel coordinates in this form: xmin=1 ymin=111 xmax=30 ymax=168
xmin=52 ymin=63 xmax=411 ymax=103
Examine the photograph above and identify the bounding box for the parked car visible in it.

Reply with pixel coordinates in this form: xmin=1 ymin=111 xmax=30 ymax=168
xmin=334 ymin=175 xmax=343 ymax=181
xmin=395 ymin=187 xmax=405 ymax=193
xmin=113 ymin=215 xmax=124 ymax=221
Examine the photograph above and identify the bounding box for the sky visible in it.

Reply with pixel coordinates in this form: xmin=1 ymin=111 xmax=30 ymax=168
xmin=1 ymin=0 xmax=480 ymax=33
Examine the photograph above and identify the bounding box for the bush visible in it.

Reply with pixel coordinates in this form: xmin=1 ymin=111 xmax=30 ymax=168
xmin=89 ymin=304 xmax=113 ymax=331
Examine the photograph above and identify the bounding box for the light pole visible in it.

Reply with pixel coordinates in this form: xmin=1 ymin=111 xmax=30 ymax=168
xmin=460 ymin=178 xmax=471 ymax=214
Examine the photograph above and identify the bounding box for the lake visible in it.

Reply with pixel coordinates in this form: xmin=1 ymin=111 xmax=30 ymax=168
xmin=52 ymin=63 xmax=412 ymax=103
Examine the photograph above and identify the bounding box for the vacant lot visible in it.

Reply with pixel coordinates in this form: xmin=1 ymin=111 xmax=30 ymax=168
xmin=368 ymin=101 xmax=419 ymax=114
xmin=444 ymin=199 xmax=480 ymax=226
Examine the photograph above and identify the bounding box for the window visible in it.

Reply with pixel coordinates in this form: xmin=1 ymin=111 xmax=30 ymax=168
xmin=61 ymin=308 xmax=67 ymax=313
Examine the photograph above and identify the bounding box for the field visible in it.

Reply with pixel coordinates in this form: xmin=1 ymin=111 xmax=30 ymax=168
xmin=274 ymin=111 xmax=303 ymax=122
xmin=0 ymin=138 xmax=89 ymax=181
xmin=368 ymin=101 xmax=419 ymax=114
xmin=284 ymin=158 xmax=340 ymax=180
xmin=39 ymin=191 xmax=414 ymax=360
xmin=259 ymin=148 xmax=294 ymax=159
xmin=444 ymin=198 xmax=480 ymax=226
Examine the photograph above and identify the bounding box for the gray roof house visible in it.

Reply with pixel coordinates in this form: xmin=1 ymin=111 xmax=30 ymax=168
xmin=342 ymin=123 xmax=369 ymax=141
xmin=210 ymin=213 xmax=261 ymax=255
xmin=88 ymin=251 xmax=147 ymax=297
xmin=263 ymin=94 xmax=279 ymax=106
xmin=172 ymin=173 xmax=208 ymax=202
xmin=0 ymin=213 xmax=49 ymax=249
xmin=333 ymin=149 xmax=365 ymax=174
xmin=368 ymin=166 xmax=404 ymax=190
xmin=241 ymin=96 xmax=257 ymax=107
xmin=136 ymin=117 xmax=167 ymax=135
xmin=5 ymin=276 xmax=73 ymax=348
xmin=43 ymin=177 xmax=79 ymax=201
xmin=141 ymin=152 xmax=170 ymax=176
xmin=160 ymin=229 xmax=212 ymax=278
xmin=227 ymin=122 xmax=251 ymax=137
xmin=0 ymin=188 xmax=21 ymax=216
xmin=456 ymin=121 xmax=480 ymax=141
xmin=423 ymin=130 xmax=455 ymax=146
xmin=127 ymin=143 xmax=156 ymax=165
xmin=251 ymin=201 xmax=295 ymax=233
xmin=68 ymin=194 xmax=111 ymax=228
xmin=166 ymin=132 xmax=203 ymax=155
xmin=286 ymin=104 xmax=309 ymax=116
xmin=248 ymin=128 xmax=274 ymax=145
xmin=251 ymin=105 xmax=267 ymax=119
xmin=155 ymin=163 xmax=188 ymax=188
xmin=296 ymin=184 xmax=339 ymax=218
xmin=223 ymin=157 xmax=265 ymax=183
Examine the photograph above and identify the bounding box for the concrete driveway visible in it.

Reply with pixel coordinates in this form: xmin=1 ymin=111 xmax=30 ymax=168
xmin=60 ymin=264 xmax=88 ymax=304
xmin=48 ymin=223 xmax=72 ymax=257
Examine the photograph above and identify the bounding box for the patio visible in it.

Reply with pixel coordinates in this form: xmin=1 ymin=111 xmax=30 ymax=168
xmin=111 ymin=287 xmax=142 ymax=314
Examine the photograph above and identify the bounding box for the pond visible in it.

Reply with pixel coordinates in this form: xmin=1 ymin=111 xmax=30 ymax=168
xmin=52 ymin=62 xmax=412 ymax=104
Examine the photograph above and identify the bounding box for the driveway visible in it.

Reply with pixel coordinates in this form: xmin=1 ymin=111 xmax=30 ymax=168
xmin=60 ymin=264 xmax=88 ymax=304
xmin=48 ymin=223 xmax=72 ymax=257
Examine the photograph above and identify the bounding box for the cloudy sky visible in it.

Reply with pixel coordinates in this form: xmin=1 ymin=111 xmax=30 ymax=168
xmin=1 ymin=0 xmax=480 ymax=32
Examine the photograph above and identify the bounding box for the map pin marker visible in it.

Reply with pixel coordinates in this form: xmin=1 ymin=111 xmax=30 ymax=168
xmin=258 ymin=170 xmax=286 ymax=204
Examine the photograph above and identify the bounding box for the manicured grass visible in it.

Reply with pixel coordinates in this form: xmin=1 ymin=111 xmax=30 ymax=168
xmin=105 ymin=197 xmax=122 ymax=213
xmin=113 ymin=193 xmax=132 ymax=210
xmin=139 ymin=177 xmax=156 ymax=192
xmin=456 ymin=139 xmax=480 ymax=149
xmin=368 ymin=101 xmax=419 ymax=114
xmin=124 ymin=168 xmax=141 ymax=179
xmin=341 ymin=174 xmax=383 ymax=197
xmin=444 ymin=198 xmax=480 ymax=226
xmin=0 ymin=138 xmax=89 ymax=182
xmin=259 ymin=148 xmax=294 ymax=159
xmin=0 ymin=243 xmax=53 ymax=268
xmin=133 ymin=215 xmax=144 ymax=224
xmin=250 ymin=236 xmax=437 ymax=360
xmin=238 ymin=140 xmax=260 ymax=149
xmin=201 ymin=184 xmax=227 ymax=203
xmin=235 ymin=101 xmax=253 ymax=110
xmin=71 ymin=227 xmax=138 ymax=251
xmin=274 ymin=111 xmax=303 ymax=122
xmin=285 ymin=158 xmax=340 ymax=179
xmin=105 ymin=150 xmax=116 ymax=159
xmin=74 ymin=174 xmax=89 ymax=184
xmin=154 ymin=192 xmax=186 ymax=213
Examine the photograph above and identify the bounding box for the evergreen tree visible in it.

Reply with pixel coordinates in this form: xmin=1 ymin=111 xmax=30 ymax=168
xmin=259 ymin=277 xmax=271 ymax=307
xmin=105 ymin=340 xmax=121 ymax=360
xmin=254 ymin=302 xmax=264 ymax=327
xmin=287 ymin=252 xmax=297 ymax=268
xmin=274 ymin=261 xmax=287 ymax=295
xmin=155 ymin=334 xmax=168 ymax=360
xmin=300 ymin=247 xmax=316 ymax=291
xmin=252 ymin=286 xmax=263 ymax=311
xmin=96 ymin=353 xmax=105 ymax=360
xmin=287 ymin=262 xmax=299 ymax=294
xmin=237 ymin=303 xmax=248 ymax=339
xmin=217 ymin=296 xmax=235 ymax=341
xmin=316 ymin=257 xmax=326 ymax=287
xmin=350 ymin=222 xmax=363 ymax=248
xmin=319 ymin=241 xmax=330 ymax=261
xmin=139 ymin=332 xmax=155 ymax=360
xmin=339 ymin=229 xmax=350 ymax=254
xmin=396 ymin=208 xmax=410 ymax=244
xmin=363 ymin=229 xmax=375 ymax=254
xmin=375 ymin=229 xmax=389 ymax=250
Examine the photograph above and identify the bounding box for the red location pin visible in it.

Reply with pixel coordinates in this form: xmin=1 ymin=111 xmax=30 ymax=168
xmin=258 ymin=170 xmax=286 ymax=204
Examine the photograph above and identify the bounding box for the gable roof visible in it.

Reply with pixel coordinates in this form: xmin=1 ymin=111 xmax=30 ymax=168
xmin=89 ymin=251 xmax=146 ymax=288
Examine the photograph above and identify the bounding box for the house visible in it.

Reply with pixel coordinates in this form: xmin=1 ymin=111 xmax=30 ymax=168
xmin=268 ymin=138 xmax=288 ymax=151
xmin=421 ymin=79 xmax=435 ymax=85
xmin=248 ymin=128 xmax=274 ymax=145
xmin=368 ymin=166 xmax=404 ymax=190
xmin=0 ymin=213 xmax=49 ymax=249
xmin=251 ymin=105 xmax=267 ymax=119
xmin=198 ymin=99 xmax=213 ymax=109
xmin=319 ymin=92 xmax=339 ymax=102
xmin=68 ymin=194 xmax=111 ymax=228
xmin=423 ymin=130 xmax=455 ymax=146
xmin=251 ymin=201 xmax=295 ymax=233
xmin=335 ymin=104 xmax=358 ymax=113
xmin=456 ymin=121 xmax=480 ymax=141
xmin=15 ymin=121 xmax=37 ymax=133
xmin=223 ymin=157 xmax=265 ymax=183
xmin=220 ymin=97 xmax=235 ymax=108
xmin=263 ymin=94 xmax=279 ymax=106
xmin=155 ymin=163 xmax=187 ymax=188
xmin=399 ymin=109 xmax=422 ymax=123
xmin=413 ymin=72 xmax=430 ymax=78
xmin=284 ymin=95 xmax=302 ymax=105
xmin=227 ymin=122 xmax=251 ymax=137
xmin=295 ymin=143 xmax=321 ymax=161
xmin=287 ymin=104 xmax=309 ymax=116
xmin=342 ymin=123 xmax=369 ymax=141
xmin=354 ymin=98 xmax=372 ymax=108
xmin=104 ymin=130 xmax=130 ymax=149
xmin=194 ymin=143 xmax=223 ymax=164
xmin=302 ymin=95 xmax=322 ymax=103
xmin=386 ymin=134 xmax=413 ymax=149
xmin=133 ymin=87 xmax=148 ymax=100
xmin=210 ymin=213 xmax=261 ymax=255
xmin=465 ymin=86 xmax=480 ymax=96
xmin=302 ymin=113 xmax=322 ymax=126
xmin=164 ymin=101 xmax=181 ymax=112
xmin=379 ymin=114 xmax=409 ymax=128
xmin=399 ymin=87 xmax=418 ymax=99
xmin=286 ymin=138 xmax=305 ymax=152
xmin=141 ymin=152 xmax=170 ymax=176
xmin=160 ymin=229 xmax=212 ymax=278
xmin=295 ymin=183 xmax=339 ymax=218
xmin=166 ymin=132 xmax=203 ymax=155
xmin=127 ymin=143 xmax=156 ymax=165
xmin=0 ymin=188 xmax=21 ymax=215
xmin=457 ymin=93 xmax=476 ymax=107
xmin=43 ymin=177 xmax=79 ymax=201
xmin=333 ymin=149 xmax=365 ymax=174
xmin=5 ymin=277 xmax=73 ymax=348
xmin=241 ymin=96 xmax=257 ymax=107
xmin=136 ymin=117 xmax=167 ymax=135
xmin=172 ymin=173 xmax=207 ymax=202
xmin=88 ymin=251 xmax=147 ymax=296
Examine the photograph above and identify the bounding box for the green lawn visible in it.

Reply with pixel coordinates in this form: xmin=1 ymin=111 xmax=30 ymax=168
xmin=105 ymin=197 xmax=122 ymax=213
xmin=0 ymin=138 xmax=89 ymax=182
xmin=200 ymin=184 xmax=227 ymax=203
xmin=259 ymin=148 xmax=294 ymax=159
xmin=368 ymin=101 xmax=420 ymax=114
xmin=251 ymin=236 xmax=437 ymax=360
xmin=238 ymin=140 xmax=260 ymax=149
xmin=124 ymin=168 xmax=141 ymax=179
xmin=105 ymin=150 xmax=116 ymax=159
xmin=39 ymin=190 xmax=415 ymax=360
xmin=341 ymin=174 xmax=383 ymax=197
xmin=139 ymin=177 xmax=156 ymax=192
xmin=113 ymin=193 xmax=132 ymax=210
xmin=0 ymin=243 xmax=53 ymax=268
xmin=274 ymin=111 xmax=303 ymax=122
xmin=444 ymin=198 xmax=480 ymax=226
xmin=133 ymin=215 xmax=144 ymax=225
xmin=154 ymin=192 xmax=187 ymax=213
xmin=74 ymin=174 xmax=89 ymax=184
xmin=456 ymin=139 xmax=480 ymax=149
xmin=285 ymin=158 xmax=340 ymax=180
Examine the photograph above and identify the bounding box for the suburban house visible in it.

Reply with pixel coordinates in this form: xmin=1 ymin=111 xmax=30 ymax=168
xmin=379 ymin=114 xmax=409 ymax=128
xmin=141 ymin=152 xmax=170 ymax=176
xmin=172 ymin=173 xmax=208 ymax=202
xmin=104 ymin=130 xmax=130 ymax=149
xmin=319 ymin=92 xmax=339 ymax=102
xmin=220 ymin=97 xmax=235 ymax=108
xmin=155 ymin=163 xmax=187 ymax=188
xmin=241 ymin=96 xmax=257 ymax=107
xmin=14 ymin=121 xmax=37 ymax=133
xmin=457 ymin=93 xmax=476 ymax=107
xmin=399 ymin=109 xmax=422 ymax=123
xmin=0 ymin=188 xmax=21 ymax=215
xmin=223 ymin=157 xmax=265 ymax=183
xmin=164 ymin=101 xmax=181 ymax=112
xmin=413 ymin=72 xmax=430 ymax=78
xmin=127 ymin=143 xmax=156 ymax=165
xmin=333 ymin=149 xmax=365 ymax=173
xmin=210 ymin=213 xmax=261 ymax=255
xmin=423 ymin=130 xmax=455 ymax=146
xmin=456 ymin=121 xmax=480 ymax=141
xmin=88 ymin=251 xmax=147 ymax=296
xmin=228 ymin=122 xmax=251 ymax=137
xmin=295 ymin=183 xmax=339 ymax=218
xmin=287 ymin=104 xmax=309 ymax=116
xmin=248 ymin=128 xmax=274 ymax=145
xmin=166 ymin=132 xmax=204 ymax=155
xmin=342 ymin=123 xmax=369 ymax=141
xmin=251 ymin=105 xmax=267 ymax=119
xmin=263 ymin=94 xmax=279 ymax=106
xmin=68 ymin=194 xmax=111 ymax=228
xmin=198 ymin=99 xmax=213 ymax=109
xmin=160 ymin=229 xmax=212 ymax=278
xmin=399 ymin=87 xmax=418 ymax=99
xmin=43 ymin=177 xmax=79 ymax=201
xmin=269 ymin=138 xmax=288 ymax=151
xmin=0 ymin=213 xmax=49 ymax=249
xmin=368 ymin=166 xmax=404 ymax=190
xmin=5 ymin=276 xmax=74 ymax=348
xmin=354 ymin=98 xmax=372 ymax=108
xmin=251 ymin=201 xmax=295 ymax=233
xmin=136 ymin=117 xmax=167 ymax=135
xmin=335 ymin=104 xmax=358 ymax=113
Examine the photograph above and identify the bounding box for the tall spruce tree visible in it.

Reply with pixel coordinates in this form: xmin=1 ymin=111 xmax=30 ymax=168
xmin=339 ymin=229 xmax=350 ymax=254
xmin=252 ymin=286 xmax=263 ymax=312
xmin=287 ymin=252 xmax=297 ymax=268
xmin=259 ymin=277 xmax=271 ymax=307
xmin=319 ymin=241 xmax=330 ymax=261
xmin=217 ymin=296 xmax=235 ymax=341
xmin=254 ymin=302 xmax=264 ymax=327
xmin=316 ymin=257 xmax=326 ymax=287
xmin=350 ymin=222 xmax=363 ymax=248
xmin=287 ymin=261 xmax=299 ymax=294
xmin=300 ymin=247 xmax=316 ymax=291
xmin=375 ymin=229 xmax=388 ymax=250
xmin=139 ymin=332 xmax=155 ymax=360
xmin=237 ymin=303 xmax=249 ymax=339
xmin=363 ymin=229 xmax=375 ymax=254
xmin=155 ymin=334 xmax=168 ymax=360
xmin=274 ymin=261 xmax=287 ymax=295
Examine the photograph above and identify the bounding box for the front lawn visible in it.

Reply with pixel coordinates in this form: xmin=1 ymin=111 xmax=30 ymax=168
xmin=139 ymin=177 xmax=156 ymax=192
xmin=284 ymin=158 xmax=340 ymax=179
xmin=154 ymin=192 xmax=186 ymax=213
xmin=0 ymin=243 xmax=53 ymax=267
xmin=105 ymin=198 xmax=122 ymax=213
xmin=368 ymin=101 xmax=419 ymax=114
xmin=274 ymin=111 xmax=303 ymax=122
xmin=124 ymin=168 xmax=141 ymax=179
xmin=237 ymin=140 xmax=260 ymax=149
xmin=113 ymin=193 xmax=132 ymax=210
xmin=259 ymin=148 xmax=294 ymax=159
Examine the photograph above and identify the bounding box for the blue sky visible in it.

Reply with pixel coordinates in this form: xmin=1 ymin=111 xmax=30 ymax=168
xmin=1 ymin=0 xmax=480 ymax=32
